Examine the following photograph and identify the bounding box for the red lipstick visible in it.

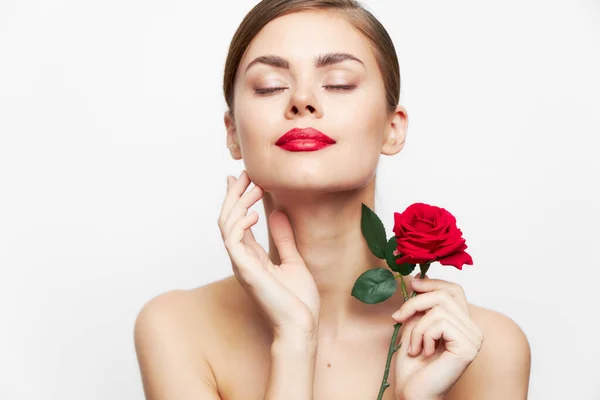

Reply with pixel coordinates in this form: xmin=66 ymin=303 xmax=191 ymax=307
xmin=275 ymin=127 xmax=336 ymax=152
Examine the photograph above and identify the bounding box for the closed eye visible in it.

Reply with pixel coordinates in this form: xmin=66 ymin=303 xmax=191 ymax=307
xmin=324 ymin=84 xmax=356 ymax=91
xmin=254 ymin=84 xmax=356 ymax=95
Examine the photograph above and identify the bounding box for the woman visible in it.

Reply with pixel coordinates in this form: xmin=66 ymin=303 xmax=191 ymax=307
xmin=134 ymin=1 xmax=531 ymax=399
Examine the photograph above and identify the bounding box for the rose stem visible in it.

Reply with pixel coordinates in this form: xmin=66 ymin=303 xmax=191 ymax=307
xmin=376 ymin=263 xmax=432 ymax=400
xmin=376 ymin=275 xmax=410 ymax=400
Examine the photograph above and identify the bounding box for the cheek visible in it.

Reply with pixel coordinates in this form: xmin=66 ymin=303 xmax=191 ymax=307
xmin=331 ymin=84 xmax=388 ymax=139
xmin=235 ymin=102 xmax=276 ymax=148
xmin=336 ymin=102 xmax=387 ymax=159
xmin=233 ymin=85 xmax=280 ymax=143
xmin=342 ymin=121 xmax=387 ymax=185
xmin=232 ymin=107 xmax=278 ymax=182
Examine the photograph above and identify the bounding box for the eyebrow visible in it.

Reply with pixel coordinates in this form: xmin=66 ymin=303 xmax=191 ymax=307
xmin=244 ymin=52 xmax=365 ymax=74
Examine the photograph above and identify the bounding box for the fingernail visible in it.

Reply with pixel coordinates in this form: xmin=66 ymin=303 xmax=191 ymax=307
xmin=392 ymin=310 xmax=401 ymax=319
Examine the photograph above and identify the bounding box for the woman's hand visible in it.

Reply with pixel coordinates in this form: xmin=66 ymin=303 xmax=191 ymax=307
xmin=391 ymin=276 xmax=484 ymax=400
xmin=218 ymin=170 xmax=321 ymax=339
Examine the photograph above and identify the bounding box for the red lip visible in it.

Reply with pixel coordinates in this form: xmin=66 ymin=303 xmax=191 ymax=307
xmin=275 ymin=127 xmax=336 ymax=152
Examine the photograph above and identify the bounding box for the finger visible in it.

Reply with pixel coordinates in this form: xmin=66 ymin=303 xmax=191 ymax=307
xmin=407 ymin=305 xmax=480 ymax=357
xmin=224 ymin=211 xmax=264 ymax=284
xmin=398 ymin=312 xmax=423 ymax=356
xmin=223 ymin=184 xmax=264 ymax=237
xmin=217 ymin=173 xmax=241 ymax=233
xmin=418 ymin=324 xmax=440 ymax=359
xmin=422 ymin=319 xmax=481 ymax=362
xmin=392 ymin=291 xmax=477 ymax=333
xmin=223 ymin=171 xmax=248 ymax=214
xmin=224 ymin=173 xmax=263 ymax=250
xmin=269 ymin=209 xmax=302 ymax=264
xmin=408 ymin=273 xmax=428 ymax=297
xmin=230 ymin=181 xmax=261 ymax=248
xmin=229 ymin=211 xmax=275 ymax=276
xmin=410 ymin=277 xmax=469 ymax=311
xmin=224 ymin=210 xmax=259 ymax=253
xmin=218 ymin=170 xmax=251 ymax=233
xmin=243 ymin=221 xmax=271 ymax=265
xmin=224 ymin=202 xmax=265 ymax=259
xmin=221 ymin=173 xmax=269 ymax=267
xmin=394 ymin=290 xmax=467 ymax=321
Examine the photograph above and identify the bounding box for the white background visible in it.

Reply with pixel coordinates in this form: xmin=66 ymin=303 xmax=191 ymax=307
xmin=1 ymin=0 xmax=599 ymax=399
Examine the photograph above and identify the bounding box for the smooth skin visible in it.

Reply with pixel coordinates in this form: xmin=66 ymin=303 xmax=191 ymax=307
xmin=134 ymin=9 xmax=531 ymax=400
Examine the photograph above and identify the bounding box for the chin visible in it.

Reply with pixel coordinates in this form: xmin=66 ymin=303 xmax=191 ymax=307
xmin=249 ymin=165 xmax=376 ymax=194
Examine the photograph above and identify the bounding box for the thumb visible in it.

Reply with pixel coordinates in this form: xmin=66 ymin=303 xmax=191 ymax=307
xmin=269 ymin=209 xmax=302 ymax=264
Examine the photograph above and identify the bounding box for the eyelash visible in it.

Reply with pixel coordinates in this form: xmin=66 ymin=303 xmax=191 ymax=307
xmin=254 ymin=84 xmax=356 ymax=95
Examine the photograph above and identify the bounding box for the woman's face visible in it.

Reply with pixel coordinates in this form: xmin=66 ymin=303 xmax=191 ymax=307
xmin=226 ymin=10 xmax=406 ymax=193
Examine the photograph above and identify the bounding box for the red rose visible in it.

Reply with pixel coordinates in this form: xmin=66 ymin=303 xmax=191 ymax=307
xmin=392 ymin=203 xmax=473 ymax=270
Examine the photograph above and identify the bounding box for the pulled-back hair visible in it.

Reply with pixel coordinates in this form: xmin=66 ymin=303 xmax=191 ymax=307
xmin=223 ymin=0 xmax=400 ymax=117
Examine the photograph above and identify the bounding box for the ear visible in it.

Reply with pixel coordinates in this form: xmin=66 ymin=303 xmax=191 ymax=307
xmin=224 ymin=110 xmax=242 ymax=160
xmin=381 ymin=104 xmax=408 ymax=156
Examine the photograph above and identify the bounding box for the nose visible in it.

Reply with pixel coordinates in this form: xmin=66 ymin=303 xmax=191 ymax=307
xmin=284 ymin=85 xmax=323 ymax=119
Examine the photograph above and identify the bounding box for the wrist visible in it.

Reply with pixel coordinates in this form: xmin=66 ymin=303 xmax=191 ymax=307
xmin=272 ymin=330 xmax=318 ymax=355
xmin=273 ymin=323 xmax=319 ymax=344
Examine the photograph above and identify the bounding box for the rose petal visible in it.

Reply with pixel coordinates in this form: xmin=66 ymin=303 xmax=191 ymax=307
xmin=424 ymin=213 xmax=436 ymax=224
xmin=397 ymin=252 xmax=436 ymax=265
xmin=393 ymin=212 xmax=404 ymax=234
xmin=412 ymin=217 xmax=435 ymax=233
xmin=396 ymin=240 xmax=433 ymax=254
xmin=398 ymin=247 xmax=434 ymax=259
xmin=429 ymin=223 xmax=447 ymax=236
xmin=439 ymin=208 xmax=457 ymax=225
xmin=434 ymin=239 xmax=466 ymax=258
xmin=438 ymin=251 xmax=473 ymax=270
xmin=400 ymin=218 xmax=417 ymax=233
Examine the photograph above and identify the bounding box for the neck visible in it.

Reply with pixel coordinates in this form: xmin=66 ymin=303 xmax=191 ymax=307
xmin=262 ymin=178 xmax=411 ymax=340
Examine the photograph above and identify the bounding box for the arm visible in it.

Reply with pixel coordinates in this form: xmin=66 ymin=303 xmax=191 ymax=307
xmin=446 ymin=308 xmax=531 ymax=400
xmin=265 ymin=333 xmax=319 ymax=400
xmin=134 ymin=291 xmax=222 ymax=400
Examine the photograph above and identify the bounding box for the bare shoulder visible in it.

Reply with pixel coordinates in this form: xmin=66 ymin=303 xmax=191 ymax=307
xmin=134 ymin=277 xmax=236 ymax=345
xmin=133 ymin=276 xmax=257 ymax=399
xmin=447 ymin=303 xmax=532 ymax=400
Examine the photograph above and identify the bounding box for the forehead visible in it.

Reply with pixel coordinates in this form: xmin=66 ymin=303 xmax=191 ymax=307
xmin=239 ymin=10 xmax=376 ymax=72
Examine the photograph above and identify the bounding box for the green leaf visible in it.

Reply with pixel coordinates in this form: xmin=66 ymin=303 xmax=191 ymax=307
xmin=361 ymin=203 xmax=386 ymax=259
xmin=385 ymin=235 xmax=416 ymax=275
xmin=351 ymin=268 xmax=397 ymax=304
xmin=385 ymin=236 xmax=400 ymax=272
xmin=397 ymin=260 xmax=417 ymax=276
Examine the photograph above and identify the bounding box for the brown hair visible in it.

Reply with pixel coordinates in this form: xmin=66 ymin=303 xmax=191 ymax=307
xmin=222 ymin=0 xmax=400 ymax=118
